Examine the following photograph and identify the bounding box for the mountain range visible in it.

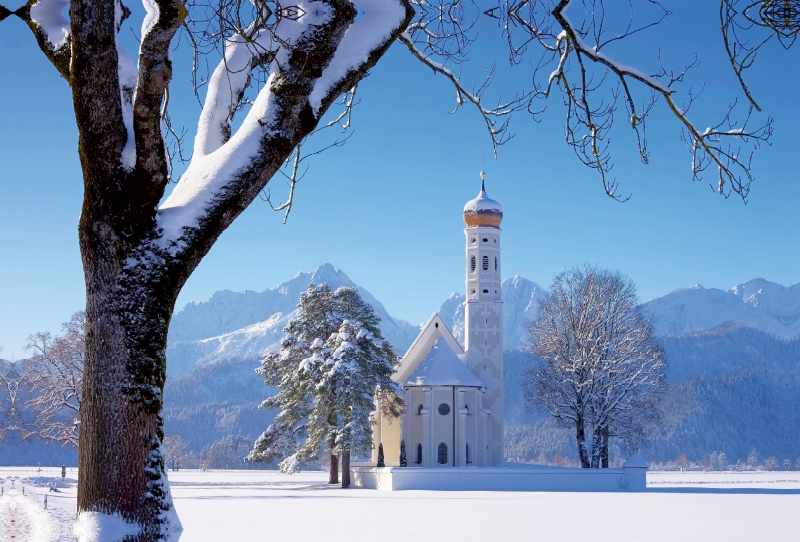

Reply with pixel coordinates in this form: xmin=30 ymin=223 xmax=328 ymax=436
xmin=166 ymin=266 xmax=800 ymax=378
xmin=5 ymin=264 xmax=800 ymax=466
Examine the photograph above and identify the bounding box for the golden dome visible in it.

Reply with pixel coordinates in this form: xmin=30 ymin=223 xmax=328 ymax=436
xmin=463 ymin=175 xmax=503 ymax=228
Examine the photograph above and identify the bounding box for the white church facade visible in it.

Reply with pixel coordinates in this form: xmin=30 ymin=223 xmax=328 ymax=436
xmin=371 ymin=174 xmax=505 ymax=468
xmin=354 ymin=176 xmax=649 ymax=492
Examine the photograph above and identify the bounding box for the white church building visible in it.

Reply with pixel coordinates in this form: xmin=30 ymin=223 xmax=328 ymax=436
xmin=370 ymin=174 xmax=505 ymax=468
xmin=354 ymin=176 xmax=649 ymax=492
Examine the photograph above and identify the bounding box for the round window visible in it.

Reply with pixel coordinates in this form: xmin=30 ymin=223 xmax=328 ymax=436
xmin=438 ymin=403 xmax=451 ymax=415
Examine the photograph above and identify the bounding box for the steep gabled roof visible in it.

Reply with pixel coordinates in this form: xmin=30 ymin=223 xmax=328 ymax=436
xmin=392 ymin=313 xmax=470 ymax=385
xmin=404 ymin=338 xmax=483 ymax=387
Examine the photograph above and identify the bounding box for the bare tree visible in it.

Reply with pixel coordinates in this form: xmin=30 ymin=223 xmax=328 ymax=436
xmin=23 ymin=311 xmax=85 ymax=447
xmin=162 ymin=434 xmax=191 ymax=471
xmin=0 ymin=0 xmax=781 ymax=536
xmin=525 ymin=265 xmax=666 ymax=468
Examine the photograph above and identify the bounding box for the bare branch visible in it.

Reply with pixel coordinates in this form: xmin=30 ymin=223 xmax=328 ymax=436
xmin=400 ymin=33 xmax=530 ymax=151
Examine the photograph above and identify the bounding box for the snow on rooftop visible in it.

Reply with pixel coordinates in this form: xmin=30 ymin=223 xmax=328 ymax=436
xmin=405 ymin=338 xmax=483 ymax=388
xmin=463 ymin=187 xmax=503 ymax=214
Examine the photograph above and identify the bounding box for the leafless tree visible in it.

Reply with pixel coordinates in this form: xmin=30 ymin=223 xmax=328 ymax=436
xmin=23 ymin=311 xmax=85 ymax=447
xmin=525 ymin=265 xmax=666 ymax=468
xmin=162 ymin=434 xmax=191 ymax=471
xmin=0 ymin=0 xmax=781 ymax=536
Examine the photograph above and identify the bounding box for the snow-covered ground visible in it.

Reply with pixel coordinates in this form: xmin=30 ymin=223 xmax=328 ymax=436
xmin=2 ymin=467 xmax=799 ymax=541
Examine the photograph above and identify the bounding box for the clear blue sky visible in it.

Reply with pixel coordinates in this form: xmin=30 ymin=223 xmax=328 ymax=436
xmin=1 ymin=2 xmax=798 ymax=358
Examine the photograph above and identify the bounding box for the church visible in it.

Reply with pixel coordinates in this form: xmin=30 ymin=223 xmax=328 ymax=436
xmin=371 ymin=173 xmax=505 ymax=468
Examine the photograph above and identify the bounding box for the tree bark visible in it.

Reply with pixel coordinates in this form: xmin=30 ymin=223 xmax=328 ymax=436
xmin=328 ymin=454 xmax=339 ymax=485
xmin=601 ymin=426 xmax=609 ymax=468
xmin=576 ymin=413 xmax=590 ymax=468
xmin=79 ymin=240 xmax=182 ymax=539
xmin=341 ymin=450 xmax=350 ymax=489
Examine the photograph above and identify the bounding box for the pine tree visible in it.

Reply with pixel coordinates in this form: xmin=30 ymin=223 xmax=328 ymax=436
xmin=377 ymin=443 xmax=385 ymax=467
xmin=248 ymin=283 xmax=403 ymax=485
xmin=399 ymin=440 xmax=407 ymax=468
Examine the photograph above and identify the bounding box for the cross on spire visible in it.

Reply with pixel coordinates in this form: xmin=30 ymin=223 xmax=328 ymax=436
xmin=480 ymin=158 xmax=486 ymax=191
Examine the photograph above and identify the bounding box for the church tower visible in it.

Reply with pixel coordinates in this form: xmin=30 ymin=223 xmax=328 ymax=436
xmin=463 ymin=172 xmax=504 ymax=467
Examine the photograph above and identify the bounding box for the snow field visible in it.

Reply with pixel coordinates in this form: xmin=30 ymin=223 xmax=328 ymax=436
xmin=0 ymin=470 xmax=76 ymax=542
xmin=1 ymin=468 xmax=799 ymax=541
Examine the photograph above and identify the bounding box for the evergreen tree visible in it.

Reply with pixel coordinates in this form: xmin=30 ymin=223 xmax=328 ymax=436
xmin=399 ymin=440 xmax=407 ymax=468
xmin=248 ymin=283 xmax=402 ymax=486
xmin=377 ymin=443 xmax=385 ymax=468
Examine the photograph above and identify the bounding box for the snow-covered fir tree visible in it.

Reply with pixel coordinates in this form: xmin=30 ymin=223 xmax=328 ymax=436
xmin=248 ymin=284 xmax=402 ymax=487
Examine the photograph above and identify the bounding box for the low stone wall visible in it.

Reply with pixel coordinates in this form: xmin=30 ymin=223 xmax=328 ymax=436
xmin=351 ymin=459 xmax=647 ymax=492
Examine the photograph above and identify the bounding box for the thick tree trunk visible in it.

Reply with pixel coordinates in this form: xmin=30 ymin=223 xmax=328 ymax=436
xmin=601 ymin=426 xmax=609 ymax=468
xmin=328 ymin=454 xmax=339 ymax=485
xmin=78 ymin=221 xmax=181 ymax=540
xmin=576 ymin=414 xmax=590 ymax=468
xmin=341 ymin=451 xmax=350 ymax=489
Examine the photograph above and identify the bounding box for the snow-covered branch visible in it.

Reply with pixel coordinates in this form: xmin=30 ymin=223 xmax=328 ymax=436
xmin=7 ymin=0 xmax=72 ymax=79
xmin=156 ymin=0 xmax=411 ymax=254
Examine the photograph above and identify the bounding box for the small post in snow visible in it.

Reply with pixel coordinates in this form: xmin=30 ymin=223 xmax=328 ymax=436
xmin=44 ymin=494 xmax=48 ymax=509
xmin=62 ymin=465 xmax=66 ymax=478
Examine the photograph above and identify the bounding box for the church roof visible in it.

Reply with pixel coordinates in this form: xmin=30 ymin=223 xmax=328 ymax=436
xmin=404 ymin=338 xmax=484 ymax=388
xmin=463 ymin=175 xmax=503 ymax=228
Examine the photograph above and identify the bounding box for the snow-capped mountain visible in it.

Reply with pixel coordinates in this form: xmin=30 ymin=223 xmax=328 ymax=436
xmin=166 ymin=264 xmax=420 ymax=376
xmin=641 ymin=279 xmax=800 ymax=338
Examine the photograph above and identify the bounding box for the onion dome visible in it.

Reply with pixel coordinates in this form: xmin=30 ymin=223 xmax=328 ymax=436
xmin=463 ymin=171 xmax=503 ymax=228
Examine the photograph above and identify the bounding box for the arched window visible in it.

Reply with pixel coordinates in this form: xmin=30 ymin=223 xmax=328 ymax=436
xmin=470 ymin=256 xmax=476 ymax=273
xmin=466 ymin=443 xmax=471 ymax=465
xmin=416 ymin=443 xmax=422 ymax=465
xmin=482 ymin=255 xmax=489 ymax=271
xmin=495 ymin=257 xmax=498 ymax=271
xmin=438 ymin=443 xmax=448 ymax=465
xmin=417 ymin=404 xmax=424 ymax=416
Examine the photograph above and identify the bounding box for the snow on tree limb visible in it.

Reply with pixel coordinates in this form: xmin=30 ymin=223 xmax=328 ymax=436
xmin=308 ymin=0 xmax=408 ymax=114
xmin=29 ymin=0 xmax=70 ymax=49
xmin=157 ymin=0 xmax=411 ymax=251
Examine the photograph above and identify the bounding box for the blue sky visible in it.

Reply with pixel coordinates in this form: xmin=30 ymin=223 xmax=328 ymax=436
xmin=1 ymin=1 xmax=798 ymax=358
